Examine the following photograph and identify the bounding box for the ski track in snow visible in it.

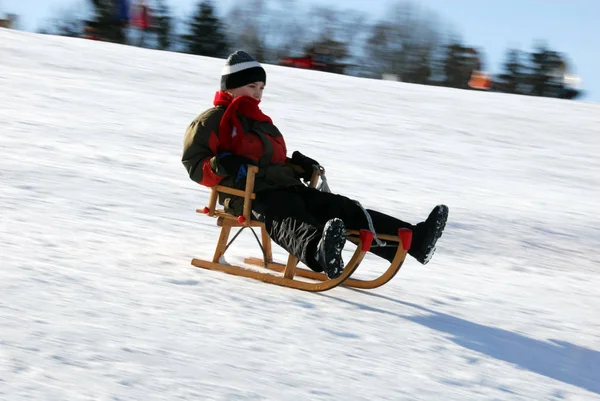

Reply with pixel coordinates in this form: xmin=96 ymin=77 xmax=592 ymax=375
xmin=1 ymin=30 xmax=600 ymax=400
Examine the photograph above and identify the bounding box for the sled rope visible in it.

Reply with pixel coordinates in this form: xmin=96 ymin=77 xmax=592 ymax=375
xmin=355 ymin=201 xmax=386 ymax=247
xmin=316 ymin=171 xmax=332 ymax=193
xmin=317 ymin=169 xmax=385 ymax=247
xmin=225 ymin=226 xmax=246 ymax=250
xmin=226 ymin=226 xmax=269 ymax=267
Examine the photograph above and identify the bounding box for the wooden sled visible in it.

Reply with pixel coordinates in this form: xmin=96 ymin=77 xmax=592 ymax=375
xmin=191 ymin=165 xmax=413 ymax=292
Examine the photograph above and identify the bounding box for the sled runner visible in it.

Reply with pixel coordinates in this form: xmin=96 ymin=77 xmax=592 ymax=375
xmin=191 ymin=165 xmax=413 ymax=292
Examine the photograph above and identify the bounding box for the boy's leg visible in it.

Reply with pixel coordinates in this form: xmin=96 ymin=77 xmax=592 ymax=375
xmin=292 ymin=188 xmax=413 ymax=261
xmin=355 ymin=206 xmax=448 ymax=264
xmin=253 ymin=189 xmax=324 ymax=272
xmin=296 ymin=188 xmax=447 ymax=264
xmin=297 ymin=187 xmax=412 ymax=230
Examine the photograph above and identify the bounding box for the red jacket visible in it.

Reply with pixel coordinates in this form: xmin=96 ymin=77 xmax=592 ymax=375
xmin=133 ymin=4 xmax=150 ymax=30
xmin=182 ymin=91 xmax=296 ymax=189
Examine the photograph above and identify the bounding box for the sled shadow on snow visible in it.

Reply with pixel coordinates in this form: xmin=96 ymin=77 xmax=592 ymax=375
xmin=323 ymin=290 xmax=600 ymax=395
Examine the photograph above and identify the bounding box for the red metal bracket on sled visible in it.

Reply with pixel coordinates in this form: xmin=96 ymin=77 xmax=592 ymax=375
xmin=202 ymin=206 xmax=245 ymax=224
xmin=398 ymin=228 xmax=412 ymax=250
xmin=359 ymin=229 xmax=374 ymax=252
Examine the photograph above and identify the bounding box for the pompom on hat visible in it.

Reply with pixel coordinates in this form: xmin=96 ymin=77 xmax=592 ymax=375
xmin=220 ymin=50 xmax=266 ymax=90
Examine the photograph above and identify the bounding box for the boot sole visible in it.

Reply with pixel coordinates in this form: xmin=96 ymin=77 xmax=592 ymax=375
xmin=319 ymin=218 xmax=347 ymax=279
xmin=422 ymin=205 xmax=449 ymax=265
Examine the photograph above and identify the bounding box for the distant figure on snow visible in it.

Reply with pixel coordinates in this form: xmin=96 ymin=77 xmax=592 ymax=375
xmin=132 ymin=0 xmax=151 ymax=47
xmin=182 ymin=50 xmax=449 ymax=279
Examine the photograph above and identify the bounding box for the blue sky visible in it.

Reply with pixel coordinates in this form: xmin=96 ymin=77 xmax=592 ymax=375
xmin=2 ymin=0 xmax=599 ymax=102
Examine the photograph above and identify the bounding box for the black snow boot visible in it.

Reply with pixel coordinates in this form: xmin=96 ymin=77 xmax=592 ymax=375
xmin=315 ymin=218 xmax=347 ymax=279
xmin=412 ymin=205 xmax=449 ymax=265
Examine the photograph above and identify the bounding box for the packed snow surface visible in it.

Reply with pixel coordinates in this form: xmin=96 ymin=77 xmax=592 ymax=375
xmin=1 ymin=29 xmax=600 ymax=400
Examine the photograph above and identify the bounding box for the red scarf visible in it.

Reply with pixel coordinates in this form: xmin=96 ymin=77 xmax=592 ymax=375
xmin=213 ymin=91 xmax=273 ymax=153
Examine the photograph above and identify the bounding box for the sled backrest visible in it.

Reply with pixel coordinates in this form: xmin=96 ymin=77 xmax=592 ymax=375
xmin=199 ymin=164 xmax=321 ymax=226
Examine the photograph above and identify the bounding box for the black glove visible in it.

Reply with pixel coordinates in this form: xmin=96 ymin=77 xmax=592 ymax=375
xmin=211 ymin=152 xmax=255 ymax=182
xmin=291 ymin=151 xmax=320 ymax=181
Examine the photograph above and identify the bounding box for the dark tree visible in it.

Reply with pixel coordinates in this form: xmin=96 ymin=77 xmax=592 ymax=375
xmin=86 ymin=0 xmax=129 ymax=43
xmin=87 ymin=0 xmax=129 ymax=43
xmin=363 ymin=1 xmax=443 ymax=83
xmin=529 ymin=43 xmax=566 ymax=97
xmin=443 ymin=42 xmax=481 ymax=88
xmin=224 ymin=0 xmax=270 ymax=62
xmin=496 ymin=48 xmax=527 ymax=94
xmin=182 ymin=1 xmax=228 ymax=57
xmin=152 ymin=0 xmax=173 ymax=50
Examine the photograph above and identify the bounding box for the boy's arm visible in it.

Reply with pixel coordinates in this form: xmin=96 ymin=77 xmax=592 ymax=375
xmin=182 ymin=111 xmax=223 ymax=187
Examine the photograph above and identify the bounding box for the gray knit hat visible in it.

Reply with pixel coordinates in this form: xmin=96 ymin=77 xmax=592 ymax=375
xmin=220 ymin=50 xmax=266 ymax=90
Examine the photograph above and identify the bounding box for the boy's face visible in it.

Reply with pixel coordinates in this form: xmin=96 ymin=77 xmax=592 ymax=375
xmin=229 ymin=81 xmax=265 ymax=101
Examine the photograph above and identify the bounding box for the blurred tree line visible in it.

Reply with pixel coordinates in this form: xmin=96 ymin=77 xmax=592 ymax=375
xmin=25 ymin=0 xmax=581 ymax=99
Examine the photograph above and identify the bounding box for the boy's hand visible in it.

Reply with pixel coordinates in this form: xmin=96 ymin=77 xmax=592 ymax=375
xmin=291 ymin=151 xmax=320 ymax=181
xmin=211 ymin=153 xmax=255 ymax=182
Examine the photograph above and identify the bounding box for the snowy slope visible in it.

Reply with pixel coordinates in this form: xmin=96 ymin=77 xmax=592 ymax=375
xmin=1 ymin=29 xmax=600 ymax=400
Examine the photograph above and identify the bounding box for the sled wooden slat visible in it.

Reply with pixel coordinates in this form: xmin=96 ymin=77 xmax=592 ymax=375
xmin=202 ymin=210 xmax=265 ymax=226
xmin=244 ymin=230 xmax=410 ymax=289
xmin=242 ymin=166 xmax=256 ymax=220
xmin=261 ymin=223 xmax=273 ymax=262
xmin=192 ymin=238 xmax=368 ymax=292
xmin=212 ymin=186 xmax=256 ymax=200
xmin=283 ymin=254 xmax=298 ymax=279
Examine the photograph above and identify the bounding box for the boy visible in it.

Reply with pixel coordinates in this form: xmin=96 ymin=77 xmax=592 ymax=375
xmin=183 ymin=51 xmax=448 ymax=279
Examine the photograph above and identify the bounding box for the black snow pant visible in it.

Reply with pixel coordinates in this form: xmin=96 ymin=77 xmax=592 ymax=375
xmin=252 ymin=186 xmax=419 ymax=272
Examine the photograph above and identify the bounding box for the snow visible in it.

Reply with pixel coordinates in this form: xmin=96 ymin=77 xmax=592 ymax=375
xmin=1 ymin=29 xmax=600 ymax=400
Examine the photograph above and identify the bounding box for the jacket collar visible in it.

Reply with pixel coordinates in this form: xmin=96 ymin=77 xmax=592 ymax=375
xmin=214 ymin=91 xmax=263 ymax=107
xmin=213 ymin=90 xmax=233 ymax=107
